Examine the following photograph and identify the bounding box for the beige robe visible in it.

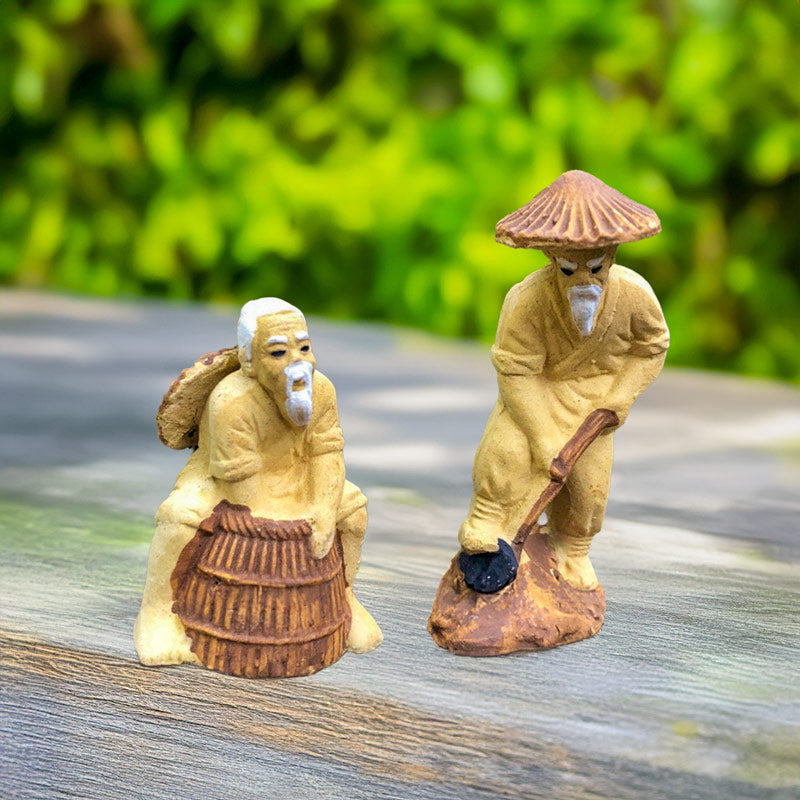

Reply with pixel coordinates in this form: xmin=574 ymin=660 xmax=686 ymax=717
xmin=463 ymin=263 xmax=669 ymax=549
xmin=160 ymin=368 xmax=365 ymax=531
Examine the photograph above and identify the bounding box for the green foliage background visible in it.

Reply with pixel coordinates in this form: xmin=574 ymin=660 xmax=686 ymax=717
xmin=1 ymin=0 xmax=799 ymax=380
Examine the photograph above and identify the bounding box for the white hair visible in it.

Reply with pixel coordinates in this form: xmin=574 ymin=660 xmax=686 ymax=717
xmin=237 ymin=298 xmax=305 ymax=360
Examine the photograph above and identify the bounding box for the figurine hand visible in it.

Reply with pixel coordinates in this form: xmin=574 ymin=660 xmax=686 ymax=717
xmin=529 ymin=437 xmax=563 ymax=476
xmin=459 ymin=539 xmax=518 ymax=594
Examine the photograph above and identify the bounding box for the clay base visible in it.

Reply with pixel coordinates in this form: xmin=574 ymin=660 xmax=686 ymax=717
xmin=428 ymin=533 xmax=605 ymax=656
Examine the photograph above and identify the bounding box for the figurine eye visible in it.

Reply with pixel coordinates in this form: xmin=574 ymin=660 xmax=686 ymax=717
xmin=591 ymin=264 xmax=603 ymax=274
xmin=270 ymin=349 xmax=287 ymax=358
xmin=556 ymin=257 xmax=577 ymax=276
xmin=300 ymin=344 xmax=310 ymax=353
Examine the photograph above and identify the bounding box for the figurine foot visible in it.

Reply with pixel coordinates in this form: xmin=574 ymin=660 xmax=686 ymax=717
xmin=548 ymin=534 xmax=598 ymax=591
xmin=134 ymin=610 xmax=200 ymax=666
xmin=458 ymin=493 xmax=507 ymax=553
xmin=345 ymin=588 xmax=382 ymax=654
xmin=458 ymin=519 xmax=503 ymax=554
xmin=558 ymin=557 xmax=598 ymax=591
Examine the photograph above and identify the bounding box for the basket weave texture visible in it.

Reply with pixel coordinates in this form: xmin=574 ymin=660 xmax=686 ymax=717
xmin=172 ymin=501 xmax=351 ymax=678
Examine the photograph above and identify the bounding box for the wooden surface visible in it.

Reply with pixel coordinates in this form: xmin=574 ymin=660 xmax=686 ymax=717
xmin=1 ymin=289 xmax=799 ymax=800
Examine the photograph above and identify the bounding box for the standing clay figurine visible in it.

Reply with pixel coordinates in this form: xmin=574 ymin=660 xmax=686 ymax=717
xmin=135 ymin=298 xmax=382 ymax=677
xmin=429 ymin=170 xmax=669 ymax=656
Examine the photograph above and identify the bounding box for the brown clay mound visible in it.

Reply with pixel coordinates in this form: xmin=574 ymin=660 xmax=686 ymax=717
xmin=428 ymin=532 xmax=605 ymax=657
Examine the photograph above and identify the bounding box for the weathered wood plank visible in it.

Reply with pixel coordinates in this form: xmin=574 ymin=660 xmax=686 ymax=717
xmin=3 ymin=619 xmax=798 ymax=800
xmin=1 ymin=290 xmax=799 ymax=799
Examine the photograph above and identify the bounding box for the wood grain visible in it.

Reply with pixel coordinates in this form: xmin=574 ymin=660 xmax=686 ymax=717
xmin=1 ymin=291 xmax=799 ymax=800
xmin=5 ymin=627 xmax=797 ymax=800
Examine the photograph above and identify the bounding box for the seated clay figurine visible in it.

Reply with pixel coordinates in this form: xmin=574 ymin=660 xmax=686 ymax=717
xmin=134 ymin=298 xmax=382 ymax=677
xmin=429 ymin=171 xmax=669 ymax=656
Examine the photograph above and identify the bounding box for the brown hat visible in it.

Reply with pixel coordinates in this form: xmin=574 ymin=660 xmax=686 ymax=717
xmin=495 ymin=170 xmax=661 ymax=250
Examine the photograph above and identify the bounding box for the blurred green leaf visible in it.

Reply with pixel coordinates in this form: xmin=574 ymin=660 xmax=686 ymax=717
xmin=0 ymin=0 xmax=798 ymax=381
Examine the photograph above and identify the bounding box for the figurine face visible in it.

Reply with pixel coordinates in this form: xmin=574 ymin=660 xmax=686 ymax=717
xmin=250 ymin=312 xmax=317 ymax=426
xmin=546 ymin=247 xmax=616 ymax=336
xmin=547 ymin=247 xmax=615 ymax=291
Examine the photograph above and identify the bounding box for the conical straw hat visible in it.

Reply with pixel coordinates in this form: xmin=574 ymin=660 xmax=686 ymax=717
xmin=495 ymin=170 xmax=661 ymax=250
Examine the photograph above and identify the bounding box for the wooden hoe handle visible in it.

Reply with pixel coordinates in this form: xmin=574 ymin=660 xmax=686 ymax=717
xmin=511 ymin=408 xmax=619 ymax=555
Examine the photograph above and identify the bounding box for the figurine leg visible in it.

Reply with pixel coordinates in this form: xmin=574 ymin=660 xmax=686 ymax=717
xmin=337 ymin=483 xmax=382 ymax=654
xmin=547 ymin=434 xmax=613 ymax=590
xmin=133 ymin=489 xmax=210 ymax=666
xmin=459 ymin=406 xmax=550 ymax=553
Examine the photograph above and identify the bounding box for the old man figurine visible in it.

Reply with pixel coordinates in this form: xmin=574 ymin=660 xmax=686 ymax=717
xmin=134 ymin=298 xmax=382 ymax=676
xmin=430 ymin=170 xmax=669 ymax=655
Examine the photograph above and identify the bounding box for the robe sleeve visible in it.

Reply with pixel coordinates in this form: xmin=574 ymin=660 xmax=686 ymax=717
xmin=207 ymin=393 xmax=263 ymax=482
xmin=628 ymin=284 xmax=670 ymax=358
xmin=307 ymin=374 xmax=345 ymax=457
xmin=490 ymin=279 xmax=546 ymax=377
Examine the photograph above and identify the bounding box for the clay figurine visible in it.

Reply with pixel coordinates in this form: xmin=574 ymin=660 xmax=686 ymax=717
xmin=134 ymin=298 xmax=382 ymax=677
xmin=429 ymin=170 xmax=669 ymax=656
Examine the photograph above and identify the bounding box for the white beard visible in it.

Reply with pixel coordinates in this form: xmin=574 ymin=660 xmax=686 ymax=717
xmin=284 ymin=360 xmax=314 ymax=426
xmin=567 ymin=284 xmax=603 ymax=337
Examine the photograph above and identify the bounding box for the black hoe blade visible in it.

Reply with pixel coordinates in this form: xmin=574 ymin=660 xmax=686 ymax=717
xmin=459 ymin=539 xmax=518 ymax=594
